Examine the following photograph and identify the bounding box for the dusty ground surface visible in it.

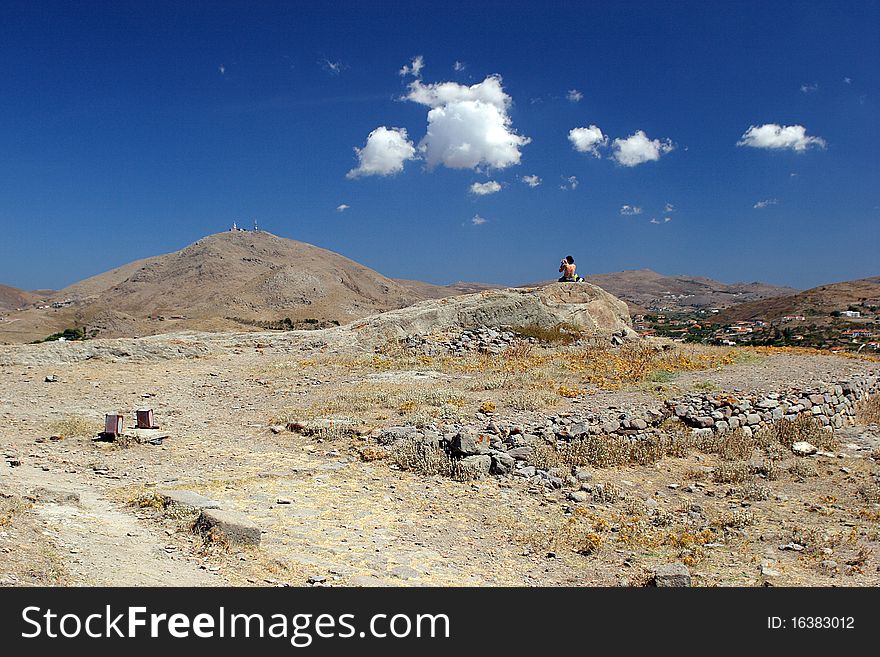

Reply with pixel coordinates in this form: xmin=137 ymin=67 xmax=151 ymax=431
xmin=1 ymin=328 xmax=879 ymax=587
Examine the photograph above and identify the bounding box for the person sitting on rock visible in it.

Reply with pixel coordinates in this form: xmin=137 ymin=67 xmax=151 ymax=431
xmin=558 ymin=255 xmax=583 ymax=282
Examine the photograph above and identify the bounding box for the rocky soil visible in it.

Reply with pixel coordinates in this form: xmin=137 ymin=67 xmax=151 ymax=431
xmin=1 ymin=325 xmax=879 ymax=587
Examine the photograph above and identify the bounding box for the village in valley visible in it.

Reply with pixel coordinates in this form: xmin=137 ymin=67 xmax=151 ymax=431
xmin=634 ymin=302 xmax=880 ymax=352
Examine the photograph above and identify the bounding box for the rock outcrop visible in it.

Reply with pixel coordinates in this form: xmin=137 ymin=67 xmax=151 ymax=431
xmin=347 ymin=283 xmax=638 ymax=345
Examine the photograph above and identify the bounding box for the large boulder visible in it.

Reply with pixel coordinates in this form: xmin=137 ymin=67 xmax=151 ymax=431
xmin=347 ymin=283 xmax=637 ymax=345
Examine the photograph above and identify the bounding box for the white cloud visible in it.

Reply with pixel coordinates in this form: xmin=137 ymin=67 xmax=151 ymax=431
xmin=346 ymin=126 xmax=416 ymax=178
xmin=320 ymin=58 xmax=346 ymax=75
xmin=650 ymin=217 xmax=672 ymax=224
xmin=471 ymin=214 xmax=487 ymax=225
xmin=620 ymin=204 xmax=642 ymax=216
xmin=404 ymin=75 xmax=530 ymax=170
xmin=336 ymin=204 xmax=350 ymax=212
xmin=664 ymin=202 xmax=675 ymax=213
xmin=611 ymin=130 xmax=674 ymax=166
xmin=218 ymin=65 xmax=226 ymax=75
xmin=753 ymin=198 xmax=778 ymax=209
xmin=399 ymin=55 xmax=424 ymax=78
xmin=567 ymin=89 xmax=583 ymax=103
xmin=559 ymin=175 xmax=578 ymax=190
xmin=469 ymin=180 xmax=502 ymax=195
xmin=568 ymin=125 xmax=607 ymax=158
xmin=737 ymin=124 xmax=826 ymax=152
xmin=453 ymin=61 xmax=466 ymax=72
xmin=521 ymin=174 xmax=542 ymax=187
xmin=844 ymin=77 xmax=852 ymax=84
xmin=800 ymin=82 xmax=819 ymax=93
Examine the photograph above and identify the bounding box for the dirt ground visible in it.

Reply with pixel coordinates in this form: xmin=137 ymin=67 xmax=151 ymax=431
xmin=1 ymin=330 xmax=879 ymax=587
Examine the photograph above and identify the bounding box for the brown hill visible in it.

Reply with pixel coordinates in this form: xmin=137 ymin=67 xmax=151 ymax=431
xmin=0 ymin=284 xmax=50 ymax=312
xmin=394 ymin=279 xmax=504 ymax=299
xmin=0 ymin=230 xmax=432 ymax=343
xmin=577 ymin=269 xmax=797 ymax=314
xmin=716 ymin=276 xmax=880 ymax=323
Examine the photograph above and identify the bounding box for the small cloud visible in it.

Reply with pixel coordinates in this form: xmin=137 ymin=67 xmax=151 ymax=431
xmin=336 ymin=204 xmax=350 ymax=212
xmin=753 ymin=198 xmax=778 ymax=209
xmin=559 ymin=175 xmax=578 ymax=191
xmin=399 ymin=55 xmax=424 ymax=78
xmin=471 ymin=214 xmax=487 ymax=225
xmin=664 ymin=202 xmax=675 ymax=213
xmin=567 ymin=89 xmax=583 ymax=103
xmin=469 ymin=180 xmax=502 ymax=196
xmin=620 ymin=204 xmax=643 ymax=216
xmin=568 ymin=125 xmax=607 ymax=158
xmin=218 ymin=64 xmax=226 ymax=75
xmin=521 ymin=174 xmax=542 ymax=188
xmin=800 ymin=82 xmax=819 ymax=93
xmin=844 ymin=76 xmax=852 ymax=84
xmin=611 ymin=130 xmax=674 ymax=166
xmin=346 ymin=126 xmax=417 ymax=178
xmin=790 ymin=172 xmax=798 ymax=177
xmin=453 ymin=60 xmax=466 ymax=72
xmin=320 ymin=58 xmax=346 ymax=75
xmin=650 ymin=217 xmax=672 ymax=224
xmin=737 ymin=123 xmax=826 ymax=152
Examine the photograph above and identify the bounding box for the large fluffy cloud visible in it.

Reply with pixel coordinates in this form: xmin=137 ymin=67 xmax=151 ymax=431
xmin=404 ymin=75 xmax=530 ymax=170
xmin=346 ymin=126 xmax=416 ymax=178
xmin=568 ymin=125 xmax=607 ymax=157
xmin=737 ymin=124 xmax=826 ymax=152
xmin=611 ymin=130 xmax=674 ymax=167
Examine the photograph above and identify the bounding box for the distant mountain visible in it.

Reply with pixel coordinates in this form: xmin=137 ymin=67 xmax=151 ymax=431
xmin=716 ymin=276 xmax=880 ymax=323
xmin=526 ymin=269 xmax=797 ymax=314
xmin=394 ymin=279 xmax=504 ymax=299
xmin=0 ymin=284 xmax=50 ymax=312
xmin=0 ymin=230 xmax=432 ymax=343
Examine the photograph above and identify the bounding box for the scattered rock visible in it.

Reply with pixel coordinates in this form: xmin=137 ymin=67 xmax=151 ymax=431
xmin=194 ymin=509 xmax=262 ymax=547
xmin=792 ymin=441 xmax=817 ymax=456
xmin=652 ymin=563 xmax=691 ymax=587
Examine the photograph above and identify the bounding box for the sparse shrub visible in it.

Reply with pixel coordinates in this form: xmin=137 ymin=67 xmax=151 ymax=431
xmin=0 ymin=495 xmax=30 ymax=527
xmin=739 ymin=482 xmax=772 ymax=501
xmin=712 ymin=461 xmax=753 ymax=484
xmin=504 ymin=390 xmax=558 ymax=412
xmin=478 ymin=401 xmax=496 ymax=414
xmin=718 ymin=509 xmax=755 ymax=529
xmin=789 ymin=460 xmax=817 ymax=480
xmin=130 ymin=491 xmax=165 ymax=509
xmin=592 ymin=482 xmax=622 ymax=504
xmin=717 ymin=428 xmax=756 ymax=461
xmin=855 ymin=394 xmax=880 ymax=425
xmin=391 ymin=438 xmax=456 ymax=478
xmin=857 ymin=484 xmax=880 ymax=504
xmin=771 ymin=415 xmax=830 ymax=449
xmin=755 ymin=459 xmax=780 ymax=481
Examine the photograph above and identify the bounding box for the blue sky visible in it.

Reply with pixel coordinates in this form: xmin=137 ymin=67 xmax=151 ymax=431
xmin=0 ymin=0 xmax=877 ymax=291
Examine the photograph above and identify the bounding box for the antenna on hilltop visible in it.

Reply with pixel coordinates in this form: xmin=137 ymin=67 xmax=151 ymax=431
xmin=253 ymin=218 xmax=258 ymax=232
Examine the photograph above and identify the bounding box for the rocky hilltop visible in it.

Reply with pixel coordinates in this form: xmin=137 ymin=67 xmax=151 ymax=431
xmin=347 ymin=282 xmax=637 ymax=346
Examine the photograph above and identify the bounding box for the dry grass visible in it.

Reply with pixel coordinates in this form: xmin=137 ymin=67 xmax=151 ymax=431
xmin=48 ymin=415 xmax=96 ymax=439
xmin=855 ymin=394 xmax=880 ymax=425
xmin=0 ymin=494 xmax=30 ymax=527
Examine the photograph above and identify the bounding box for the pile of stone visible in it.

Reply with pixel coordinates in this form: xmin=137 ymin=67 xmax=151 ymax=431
xmin=399 ymin=327 xmax=525 ymax=356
